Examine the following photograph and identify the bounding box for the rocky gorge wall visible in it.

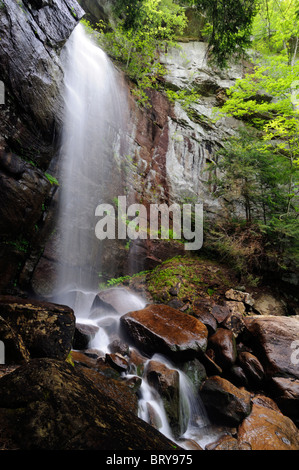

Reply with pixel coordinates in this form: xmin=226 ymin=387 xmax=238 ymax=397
xmin=28 ymin=11 xmax=248 ymax=296
xmin=0 ymin=0 xmax=297 ymax=299
xmin=0 ymin=0 xmax=85 ymax=295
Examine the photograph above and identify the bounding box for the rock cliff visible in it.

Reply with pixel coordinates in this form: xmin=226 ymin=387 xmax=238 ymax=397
xmin=0 ymin=0 xmax=84 ymax=293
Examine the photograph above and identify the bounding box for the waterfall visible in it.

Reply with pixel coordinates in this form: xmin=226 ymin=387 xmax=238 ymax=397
xmin=54 ymin=23 xmax=127 ymax=313
xmin=55 ymin=23 xmax=218 ymax=450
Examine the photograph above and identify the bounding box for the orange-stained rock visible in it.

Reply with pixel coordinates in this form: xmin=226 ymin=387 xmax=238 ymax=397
xmin=120 ymin=304 xmax=208 ymax=361
xmin=238 ymin=403 xmax=299 ymax=450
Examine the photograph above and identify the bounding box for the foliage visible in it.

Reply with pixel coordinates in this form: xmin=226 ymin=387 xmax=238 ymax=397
xmin=88 ymin=0 xmax=187 ymax=106
xmin=211 ymin=126 xmax=296 ymax=223
xmin=213 ymin=102 xmax=299 ymax=272
xmin=45 ymin=172 xmax=59 ymax=186
xmin=252 ymin=0 xmax=299 ymax=65
xmin=188 ymin=0 xmax=259 ymax=67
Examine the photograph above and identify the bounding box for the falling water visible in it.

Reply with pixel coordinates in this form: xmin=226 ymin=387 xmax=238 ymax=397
xmin=54 ymin=23 xmax=127 ymax=312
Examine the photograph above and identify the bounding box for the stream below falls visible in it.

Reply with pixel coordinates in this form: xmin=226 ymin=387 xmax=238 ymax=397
xmin=72 ymin=288 xmax=226 ymax=450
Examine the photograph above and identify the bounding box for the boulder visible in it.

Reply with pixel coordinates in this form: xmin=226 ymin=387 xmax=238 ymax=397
xmin=206 ymin=435 xmax=251 ymax=450
xmin=270 ymin=377 xmax=299 ymax=423
xmin=238 ymin=351 xmax=265 ymax=385
xmin=90 ymin=288 xmax=145 ymax=316
xmin=0 ymin=316 xmax=30 ymax=364
xmin=244 ymin=316 xmax=299 ymax=380
xmin=73 ymin=323 xmax=99 ymax=350
xmin=238 ymin=403 xmax=299 ymax=450
xmin=0 ymin=295 xmax=75 ymax=360
xmin=0 ymin=0 xmax=84 ymax=145
xmin=225 ymin=288 xmax=254 ymax=307
xmin=200 ymin=375 xmax=252 ymax=425
xmin=120 ymin=304 xmax=208 ymax=361
xmin=211 ymin=304 xmax=231 ymax=324
xmin=180 ymin=358 xmax=207 ymax=390
xmin=208 ymin=328 xmax=237 ymax=370
xmin=0 ymin=358 xmax=179 ymax=450
xmin=105 ymin=353 xmax=129 ymax=373
xmin=71 ymin=350 xmax=140 ymax=415
xmin=253 ymin=293 xmax=287 ymax=316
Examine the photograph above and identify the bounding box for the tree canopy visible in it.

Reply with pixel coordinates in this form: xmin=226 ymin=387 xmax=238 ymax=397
xmin=189 ymin=0 xmax=259 ymax=67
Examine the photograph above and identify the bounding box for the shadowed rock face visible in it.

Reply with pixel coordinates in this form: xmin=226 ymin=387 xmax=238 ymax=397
xmin=0 ymin=0 xmax=84 ymax=159
xmin=0 ymin=0 xmax=84 ymax=293
xmin=0 ymin=358 xmax=179 ymax=450
xmin=0 ymin=295 xmax=75 ymax=360
xmin=120 ymin=304 xmax=208 ymax=361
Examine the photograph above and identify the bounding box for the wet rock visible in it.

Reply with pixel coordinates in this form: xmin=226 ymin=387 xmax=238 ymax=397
xmin=146 ymin=360 xmax=182 ymax=438
xmin=238 ymin=403 xmax=299 ymax=450
xmin=208 ymin=328 xmax=237 ymax=370
xmin=180 ymin=358 xmax=207 ymax=389
xmin=128 ymin=348 xmax=148 ymax=376
xmin=73 ymin=323 xmax=99 ymax=350
xmin=223 ymin=300 xmax=246 ymax=316
xmin=0 ymin=358 xmax=179 ymax=450
xmin=244 ymin=316 xmax=299 ymax=380
xmin=225 ymin=288 xmax=254 ymax=307
xmin=0 ymin=316 xmax=30 ymax=364
xmin=0 ymin=295 xmax=75 ymax=360
xmin=270 ymin=377 xmax=299 ymax=423
xmin=227 ymin=365 xmax=248 ymax=387
xmin=105 ymin=353 xmax=129 ymax=373
xmin=222 ymin=310 xmax=246 ymax=338
xmin=211 ymin=304 xmax=230 ymax=324
xmin=200 ymin=376 xmax=252 ymax=425
xmin=91 ymin=288 xmax=145 ymax=316
xmin=108 ymin=338 xmax=130 ymax=356
xmin=206 ymin=434 xmax=251 ymax=450
xmin=253 ymin=293 xmax=287 ymax=316
xmin=0 ymin=154 xmax=52 ymax=239
xmin=252 ymin=394 xmax=282 ymax=413
xmin=193 ymin=299 xmax=217 ymax=334
xmin=120 ymin=304 xmax=208 ymax=361
xmin=238 ymin=351 xmax=264 ymax=385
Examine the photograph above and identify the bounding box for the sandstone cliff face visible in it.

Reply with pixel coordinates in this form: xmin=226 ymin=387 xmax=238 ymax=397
xmin=0 ymin=0 xmax=84 ymax=293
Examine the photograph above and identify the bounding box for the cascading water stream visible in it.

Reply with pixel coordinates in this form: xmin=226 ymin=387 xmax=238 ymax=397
xmin=54 ymin=23 xmax=127 ymax=313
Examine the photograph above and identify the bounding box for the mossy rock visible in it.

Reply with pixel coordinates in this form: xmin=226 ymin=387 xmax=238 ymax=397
xmin=126 ymin=255 xmax=238 ymax=312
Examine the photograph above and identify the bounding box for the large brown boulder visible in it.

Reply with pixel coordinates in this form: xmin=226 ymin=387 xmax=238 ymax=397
xmin=238 ymin=403 xmax=299 ymax=450
xmin=244 ymin=316 xmax=299 ymax=379
xmin=200 ymin=375 xmax=252 ymax=425
xmin=0 ymin=296 xmax=75 ymax=360
xmin=120 ymin=304 xmax=208 ymax=361
xmin=0 ymin=358 xmax=179 ymax=450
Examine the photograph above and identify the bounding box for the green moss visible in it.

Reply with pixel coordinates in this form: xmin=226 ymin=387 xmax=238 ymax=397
xmin=120 ymin=254 xmax=237 ymax=308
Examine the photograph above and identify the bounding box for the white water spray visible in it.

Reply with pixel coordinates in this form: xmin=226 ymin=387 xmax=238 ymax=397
xmin=54 ymin=24 xmax=127 ymax=311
